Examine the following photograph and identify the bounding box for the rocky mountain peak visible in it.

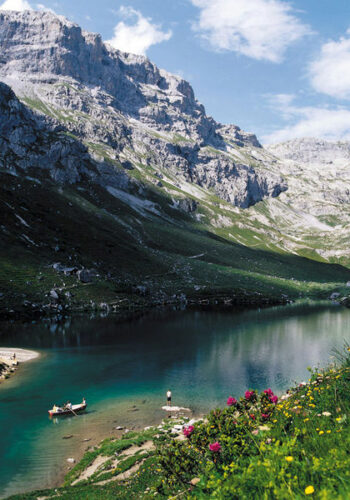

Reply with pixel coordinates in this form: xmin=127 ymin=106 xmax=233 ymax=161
xmin=0 ymin=10 xmax=201 ymax=123
xmin=0 ymin=10 xmax=286 ymax=209
xmin=267 ymin=137 xmax=350 ymax=166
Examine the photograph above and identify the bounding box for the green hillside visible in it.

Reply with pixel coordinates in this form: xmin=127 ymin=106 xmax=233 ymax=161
xmin=1 ymin=168 xmax=349 ymax=318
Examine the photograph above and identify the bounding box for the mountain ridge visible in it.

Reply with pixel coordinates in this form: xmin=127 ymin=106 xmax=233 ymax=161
xmin=0 ymin=9 xmax=286 ymax=209
xmin=267 ymin=137 xmax=350 ymax=165
xmin=0 ymin=10 xmax=350 ymax=318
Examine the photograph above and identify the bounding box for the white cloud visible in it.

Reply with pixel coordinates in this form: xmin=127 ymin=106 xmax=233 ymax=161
xmin=36 ymin=3 xmax=55 ymax=12
xmin=0 ymin=0 xmax=31 ymax=10
xmin=106 ymin=6 xmax=172 ymax=56
xmin=190 ymin=0 xmax=311 ymax=63
xmin=262 ymin=94 xmax=350 ymax=143
xmin=309 ymin=31 xmax=350 ymax=99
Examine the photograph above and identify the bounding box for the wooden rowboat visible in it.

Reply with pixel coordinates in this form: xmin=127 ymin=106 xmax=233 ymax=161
xmin=48 ymin=403 xmax=87 ymax=417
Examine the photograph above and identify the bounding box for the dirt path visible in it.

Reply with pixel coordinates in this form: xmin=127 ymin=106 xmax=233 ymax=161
xmin=96 ymin=459 xmax=147 ymax=485
xmin=72 ymin=440 xmax=155 ymax=485
xmin=120 ymin=440 xmax=154 ymax=457
xmin=71 ymin=455 xmax=110 ymax=485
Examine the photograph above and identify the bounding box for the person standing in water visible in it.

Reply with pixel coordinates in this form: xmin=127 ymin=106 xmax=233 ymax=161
xmin=166 ymin=389 xmax=172 ymax=407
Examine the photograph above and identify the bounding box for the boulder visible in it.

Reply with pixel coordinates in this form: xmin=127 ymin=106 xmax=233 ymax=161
xmin=50 ymin=289 xmax=59 ymax=300
xmin=77 ymin=269 xmax=93 ymax=283
xmin=122 ymin=160 xmax=134 ymax=170
xmin=161 ymin=405 xmax=191 ymax=412
xmin=340 ymin=296 xmax=350 ymax=308
xmin=178 ymin=198 xmax=198 ymax=213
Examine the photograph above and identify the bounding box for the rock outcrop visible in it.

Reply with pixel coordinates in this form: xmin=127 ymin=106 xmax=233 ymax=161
xmin=0 ymin=81 xmax=129 ymax=188
xmin=0 ymin=10 xmax=286 ymax=209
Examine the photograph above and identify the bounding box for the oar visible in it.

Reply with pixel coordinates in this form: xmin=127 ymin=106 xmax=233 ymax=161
xmin=68 ymin=407 xmax=78 ymax=417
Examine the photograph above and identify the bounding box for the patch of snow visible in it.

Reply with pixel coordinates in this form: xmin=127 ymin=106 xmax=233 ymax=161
xmin=176 ymin=181 xmax=207 ymax=201
xmin=15 ymin=214 xmax=30 ymax=228
xmin=106 ymin=186 xmax=161 ymax=217
xmin=188 ymin=253 xmax=205 ymax=259
xmin=25 ymin=176 xmax=41 ymax=184
xmin=21 ymin=234 xmax=37 ymax=246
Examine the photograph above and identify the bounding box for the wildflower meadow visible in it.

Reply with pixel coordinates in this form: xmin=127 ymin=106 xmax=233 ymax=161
xmin=156 ymin=345 xmax=350 ymax=498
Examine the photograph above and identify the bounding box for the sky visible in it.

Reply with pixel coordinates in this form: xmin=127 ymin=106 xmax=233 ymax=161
xmin=2 ymin=0 xmax=350 ymax=144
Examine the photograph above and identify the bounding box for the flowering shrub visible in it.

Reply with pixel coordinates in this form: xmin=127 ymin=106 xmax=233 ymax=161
xmin=156 ymin=346 xmax=350 ymax=499
xmin=226 ymin=396 xmax=237 ymax=406
xmin=183 ymin=425 xmax=194 ymax=438
xmin=244 ymin=390 xmax=255 ymax=401
xmin=209 ymin=442 xmax=221 ymax=452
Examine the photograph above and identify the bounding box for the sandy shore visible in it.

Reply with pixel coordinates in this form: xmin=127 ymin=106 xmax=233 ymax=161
xmin=0 ymin=347 xmax=39 ymax=383
xmin=0 ymin=347 xmax=39 ymax=363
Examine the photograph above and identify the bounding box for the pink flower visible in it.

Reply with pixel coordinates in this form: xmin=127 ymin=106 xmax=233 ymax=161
xmin=261 ymin=413 xmax=270 ymax=420
xmin=209 ymin=442 xmax=221 ymax=452
xmin=264 ymin=388 xmax=274 ymax=397
xmin=270 ymin=395 xmax=278 ymax=404
xmin=245 ymin=390 xmax=255 ymax=400
xmin=227 ymin=396 xmax=237 ymax=406
xmin=183 ymin=425 xmax=194 ymax=437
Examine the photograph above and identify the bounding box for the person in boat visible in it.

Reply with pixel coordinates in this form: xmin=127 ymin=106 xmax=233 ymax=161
xmin=52 ymin=404 xmax=62 ymax=413
xmin=166 ymin=389 xmax=172 ymax=407
xmin=64 ymin=401 xmax=72 ymax=410
xmin=82 ymin=397 xmax=86 ymax=405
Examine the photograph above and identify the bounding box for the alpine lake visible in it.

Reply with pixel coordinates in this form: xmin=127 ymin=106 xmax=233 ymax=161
xmin=1 ymin=301 xmax=349 ymax=498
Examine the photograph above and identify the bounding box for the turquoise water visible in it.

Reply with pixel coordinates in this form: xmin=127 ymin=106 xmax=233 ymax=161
xmin=0 ymin=302 xmax=350 ymax=498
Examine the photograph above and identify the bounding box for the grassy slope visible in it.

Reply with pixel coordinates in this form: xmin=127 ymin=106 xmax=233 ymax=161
xmin=2 ymin=90 xmax=349 ymax=318
xmin=8 ymin=346 xmax=350 ymax=500
xmin=1 ymin=168 xmax=350 ymax=317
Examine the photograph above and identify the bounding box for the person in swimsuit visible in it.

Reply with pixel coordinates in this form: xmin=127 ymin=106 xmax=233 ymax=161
xmin=166 ymin=389 xmax=172 ymax=406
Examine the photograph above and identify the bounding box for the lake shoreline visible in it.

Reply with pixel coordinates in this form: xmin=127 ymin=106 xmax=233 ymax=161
xmin=0 ymin=302 xmax=347 ymax=498
xmin=0 ymin=347 xmax=40 ymax=385
xmin=18 ymin=408 xmax=201 ymax=497
xmin=0 ymin=290 xmax=289 ymax=322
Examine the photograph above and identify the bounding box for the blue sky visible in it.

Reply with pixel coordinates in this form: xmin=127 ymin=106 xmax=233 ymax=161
xmin=2 ymin=0 xmax=350 ymax=144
